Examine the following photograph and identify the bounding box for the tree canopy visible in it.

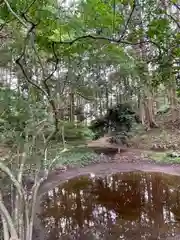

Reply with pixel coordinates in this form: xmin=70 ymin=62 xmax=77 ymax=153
xmin=0 ymin=0 xmax=179 ymax=144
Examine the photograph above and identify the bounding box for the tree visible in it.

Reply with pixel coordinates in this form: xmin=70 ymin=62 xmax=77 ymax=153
xmin=0 ymin=0 xmax=180 ymax=239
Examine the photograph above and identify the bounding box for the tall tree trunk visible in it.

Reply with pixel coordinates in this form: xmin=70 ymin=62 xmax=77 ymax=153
xmin=99 ymin=96 xmax=103 ymax=117
xmin=161 ymin=0 xmax=178 ymax=122
xmin=132 ymin=0 xmax=158 ymax=130
xmin=167 ymin=76 xmax=178 ymax=122
xmin=138 ymin=93 xmax=145 ymax=125
xmin=144 ymin=91 xmax=158 ymax=130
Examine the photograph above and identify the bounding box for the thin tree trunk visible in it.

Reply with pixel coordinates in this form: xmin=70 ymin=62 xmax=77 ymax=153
xmin=105 ymin=84 xmax=109 ymax=113
xmin=139 ymin=94 xmax=145 ymax=125
xmin=69 ymin=90 xmax=75 ymax=122
xmin=168 ymin=76 xmax=178 ymax=122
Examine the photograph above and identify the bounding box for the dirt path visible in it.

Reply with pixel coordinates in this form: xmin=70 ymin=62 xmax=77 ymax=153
xmin=39 ymin=149 xmax=180 ymax=196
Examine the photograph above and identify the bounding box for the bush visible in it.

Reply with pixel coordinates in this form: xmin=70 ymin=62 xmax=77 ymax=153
xmin=89 ymin=103 xmax=138 ymax=139
xmin=0 ymin=87 xmax=48 ymax=145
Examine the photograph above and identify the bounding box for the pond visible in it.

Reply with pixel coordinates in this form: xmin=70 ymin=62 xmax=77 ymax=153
xmin=37 ymin=171 xmax=180 ymax=240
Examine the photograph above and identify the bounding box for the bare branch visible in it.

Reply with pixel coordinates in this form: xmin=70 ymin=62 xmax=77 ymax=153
xmin=165 ymin=12 xmax=180 ymax=28
xmin=76 ymin=91 xmax=95 ymax=101
xmin=15 ymin=58 xmax=47 ymax=96
xmin=173 ymin=2 xmax=180 ymax=11
xmin=53 ymin=34 xmax=165 ymax=54
xmin=118 ymin=0 xmax=136 ymax=41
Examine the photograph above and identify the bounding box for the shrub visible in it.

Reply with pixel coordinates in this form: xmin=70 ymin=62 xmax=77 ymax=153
xmin=89 ymin=103 xmax=138 ymax=139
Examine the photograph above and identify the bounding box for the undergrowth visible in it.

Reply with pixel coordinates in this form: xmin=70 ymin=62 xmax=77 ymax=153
xmin=148 ymin=151 xmax=180 ymax=164
xmin=49 ymin=147 xmax=99 ymax=168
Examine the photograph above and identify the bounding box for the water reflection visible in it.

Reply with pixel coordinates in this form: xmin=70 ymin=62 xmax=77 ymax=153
xmin=38 ymin=172 xmax=180 ymax=239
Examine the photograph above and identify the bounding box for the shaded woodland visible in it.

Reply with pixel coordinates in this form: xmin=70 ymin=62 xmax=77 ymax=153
xmin=0 ymin=0 xmax=179 ymax=239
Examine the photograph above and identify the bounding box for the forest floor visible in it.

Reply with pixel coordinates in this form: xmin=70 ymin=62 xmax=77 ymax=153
xmin=1 ymin=112 xmax=180 ymax=179
xmin=129 ymin=115 xmax=180 ymax=163
xmin=38 ymin=114 xmax=180 ymax=193
xmin=39 ymin=148 xmax=180 ymax=196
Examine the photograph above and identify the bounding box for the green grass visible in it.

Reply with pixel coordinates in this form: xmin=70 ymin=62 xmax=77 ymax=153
xmin=148 ymin=151 xmax=180 ymax=164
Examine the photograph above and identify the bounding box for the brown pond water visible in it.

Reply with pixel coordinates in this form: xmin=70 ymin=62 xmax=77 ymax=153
xmin=37 ymin=171 xmax=180 ymax=240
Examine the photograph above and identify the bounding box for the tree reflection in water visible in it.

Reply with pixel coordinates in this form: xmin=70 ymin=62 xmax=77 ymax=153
xmin=38 ymin=172 xmax=180 ymax=240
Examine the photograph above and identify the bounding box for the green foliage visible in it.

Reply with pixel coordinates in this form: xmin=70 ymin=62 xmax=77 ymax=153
xmin=108 ymin=103 xmax=138 ymax=131
xmin=1 ymin=2 xmax=180 ymax=239
xmin=0 ymin=88 xmax=27 ymax=140
xmin=0 ymin=0 xmax=179 ymax=155
xmin=50 ymin=147 xmax=99 ymax=167
xmin=0 ymin=87 xmax=48 ymax=145
xmin=148 ymin=18 xmax=171 ymax=42
xmin=149 ymin=151 xmax=180 ymax=164
xmin=59 ymin=122 xmax=95 ymax=141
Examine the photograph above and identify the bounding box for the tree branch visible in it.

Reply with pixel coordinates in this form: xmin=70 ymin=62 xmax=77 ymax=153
xmin=23 ymin=0 xmax=37 ymax=14
xmin=16 ymin=57 xmax=48 ymax=96
xmin=165 ymin=12 xmax=180 ymax=29
xmin=15 ymin=14 xmax=59 ymax=144
xmin=118 ymin=0 xmax=136 ymax=41
xmin=15 ymin=22 xmax=47 ymax=97
xmin=173 ymin=2 xmax=180 ymax=11
xmin=44 ymin=42 xmax=59 ymax=84
xmin=3 ymin=0 xmax=28 ymax=28
xmin=53 ymin=34 xmax=165 ymax=54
